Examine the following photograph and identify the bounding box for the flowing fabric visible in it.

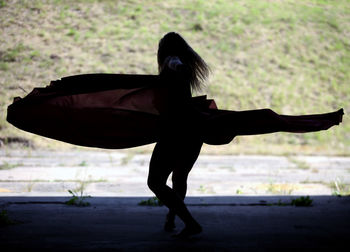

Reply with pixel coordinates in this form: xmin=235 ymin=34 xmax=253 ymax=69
xmin=6 ymin=74 xmax=343 ymax=149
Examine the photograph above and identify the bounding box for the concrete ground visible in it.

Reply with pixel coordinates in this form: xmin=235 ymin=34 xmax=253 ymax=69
xmin=1 ymin=196 xmax=350 ymax=251
xmin=1 ymin=149 xmax=350 ymax=251
xmin=1 ymin=149 xmax=350 ymax=196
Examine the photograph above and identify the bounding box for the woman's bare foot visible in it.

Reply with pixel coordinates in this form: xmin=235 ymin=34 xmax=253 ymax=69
xmin=164 ymin=220 xmax=176 ymax=232
xmin=338 ymin=108 xmax=344 ymax=123
xmin=173 ymin=223 xmax=202 ymax=238
xmin=164 ymin=213 xmax=176 ymax=232
xmin=164 ymin=220 xmax=175 ymax=232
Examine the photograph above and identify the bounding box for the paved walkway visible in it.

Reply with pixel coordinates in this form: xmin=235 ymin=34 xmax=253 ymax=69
xmin=1 ymin=150 xmax=350 ymax=250
xmin=1 ymin=196 xmax=349 ymax=251
xmin=1 ymin=149 xmax=350 ymax=197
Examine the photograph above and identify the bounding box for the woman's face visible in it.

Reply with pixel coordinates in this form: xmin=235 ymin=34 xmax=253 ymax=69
xmin=158 ymin=33 xmax=187 ymax=67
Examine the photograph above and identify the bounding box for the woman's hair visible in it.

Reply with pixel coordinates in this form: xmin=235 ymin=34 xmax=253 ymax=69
xmin=157 ymin=32 xmax=210 ymax=91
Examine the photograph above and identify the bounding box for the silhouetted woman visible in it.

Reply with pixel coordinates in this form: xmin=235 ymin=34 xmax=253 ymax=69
xmin=6 ymin=31 xmax=343 ymax=238
xmin=147 ymin=32 xmax=344 ymax=237
xmin=147 ymin=32 xmax=208 ymax=237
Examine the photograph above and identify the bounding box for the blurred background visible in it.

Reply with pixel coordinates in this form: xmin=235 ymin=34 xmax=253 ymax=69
xmin=0 ymin=0 xmax=349 ymax=155
xmin=0 ymin=0 xmax=350 ymax=198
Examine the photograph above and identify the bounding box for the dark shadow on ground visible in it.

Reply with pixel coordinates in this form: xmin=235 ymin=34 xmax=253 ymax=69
xmin=1 ymin=196 xmax=349 ymax=251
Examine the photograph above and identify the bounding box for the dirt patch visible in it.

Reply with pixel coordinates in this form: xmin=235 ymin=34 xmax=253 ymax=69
xmin=0 ymin=137 xmax=34 ymax=148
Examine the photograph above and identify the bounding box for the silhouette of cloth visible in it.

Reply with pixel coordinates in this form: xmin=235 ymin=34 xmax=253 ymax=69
xmin=7 ymin=74 xmax=343 ymax=149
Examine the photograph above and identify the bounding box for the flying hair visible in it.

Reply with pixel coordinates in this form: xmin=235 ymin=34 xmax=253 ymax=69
xmin=157 ymin=32 xmax=210 ymax=91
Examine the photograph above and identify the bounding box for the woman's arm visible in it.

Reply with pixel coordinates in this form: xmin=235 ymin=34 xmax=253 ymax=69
xmin=49 ymin=73 xmax=160 ymax=92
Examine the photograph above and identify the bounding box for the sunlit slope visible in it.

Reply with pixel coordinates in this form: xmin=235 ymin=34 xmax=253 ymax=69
xmin=0 ymin=0 xmax=349 ymax=154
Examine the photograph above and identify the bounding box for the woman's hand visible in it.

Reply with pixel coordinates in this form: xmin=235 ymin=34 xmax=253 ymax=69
xmin=163 ymin=56 xmax=183 ymax=71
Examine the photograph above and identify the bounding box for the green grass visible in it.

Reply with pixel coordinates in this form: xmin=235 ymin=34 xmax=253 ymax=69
xmin=0 ymin=161 xmax=23 ymax=170
xmin=121 ymin=153 xmax=134 ymax=165
xmin=65 ymin=179 xmax=93 ymax=206
xmin=78 ymin=160 xmax=88 ymax=167
xmin=266 ymin=182 xmax=295 ymax=195
xmin=287 ymin=157 xmax=311 ymax=170
xmin=138 ymin=197 xmax=163 ymax=206
xmin=266 ymin=199 xmax=290 ymax=206
xmin=291 ymin=196 xmax=313 ymax=206
xmin=236 ymin=188 xmax=243 ymax=195
xmin=197 ymin=184 xmax=216 ymax=194
xmin=0 ymin=0 xmax=349 ymax=155
xmin=266 ymin=196 xmax=313 ymax=207
xmin=0 ymin=179 xmax=107 ymax=182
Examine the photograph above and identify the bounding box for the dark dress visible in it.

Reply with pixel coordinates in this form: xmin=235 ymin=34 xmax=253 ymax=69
xmin=6 ymin=73 xmax=343 ymax=149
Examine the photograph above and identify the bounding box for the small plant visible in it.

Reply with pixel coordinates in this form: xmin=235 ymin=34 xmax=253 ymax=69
xmin=0 ymin=62 xmax=8 ymax=71
xmin=276 ymin=199 xmax=289 ymax=206
xmin=67 ymin=28 xmax=76 ymax=37
xmin=197 ymin=185 xmax=207 ymax=193
xmin=0 ymin=209 xmax=16 ymax=226
xmin=121 ymin=153 xmax=134 ymax=165
xmin=274 ymin=199 xmax=291 ymax=206
xmin=78 ymin=160 xmax=87 ymax=167
xmin=25 ymin=181 xmax=36 ymax=192
xmin=287 ymin=157 xmax=310 ymax=170
xmin=65 ymin=173 xmax=96 ymax=207
xmin=196 ymin=184 xmax=215 ymax=194
xmin=65 ymin=179 xmax=91 ymax=207
xmin=0 ymin=0 xmax=6 ymax=8
xmin=291 ymin=196 xmax=313 ymax=207
xmin=1 ymin=43 xmax=26 ymax=62
xmin=266 ymin=199 xmax=289 ymax=206
xmin=267 ymin=182 xmax=294 ymax=195
xmin=138 ymin=197 xmax=163 ymax=206
xmin=330 ymin=178 xmax=350 ymax=197
xmin=65 ymin=189 xmax=91 ymax=207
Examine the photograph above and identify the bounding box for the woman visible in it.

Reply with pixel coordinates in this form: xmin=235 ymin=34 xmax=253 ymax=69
xmin=147 ymin=32 xmax=210 ymax=237
xmin=147 ymin=32 xmax=344 ymax=238
xmin=7 ymin=31 xmax=343 ymax=238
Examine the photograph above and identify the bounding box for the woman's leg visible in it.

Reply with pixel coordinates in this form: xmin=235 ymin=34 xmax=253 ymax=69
xmin=279 ymin=108 xmax=343 ymax=133
xmin=147 ymin=140 xmax=202 ymax=236
xmin=205 ymin=108 xmax=343 ymax=136
xmin=164 ymin=138 xmax=203 ymax=231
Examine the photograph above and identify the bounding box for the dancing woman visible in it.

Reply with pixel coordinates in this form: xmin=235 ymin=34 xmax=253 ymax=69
xmin=147 ymin=32 xmax=344 ymax=237
xmin=147 ymin=32 xmax=209 ymax=236
xmin=6 ymin=32 xmax=343 ymax=238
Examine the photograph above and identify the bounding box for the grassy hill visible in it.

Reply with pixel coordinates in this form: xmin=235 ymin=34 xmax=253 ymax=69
xmin=0 ymin=0 xmax=349 ymax=155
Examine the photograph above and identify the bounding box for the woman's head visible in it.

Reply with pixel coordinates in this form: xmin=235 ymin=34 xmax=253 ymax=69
xmin=157 ymin=32 xmax=210 ymax=91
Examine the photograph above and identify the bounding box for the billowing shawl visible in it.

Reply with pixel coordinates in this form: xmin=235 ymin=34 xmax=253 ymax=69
xmin=7 ymin=74 xmax=343 ymax=149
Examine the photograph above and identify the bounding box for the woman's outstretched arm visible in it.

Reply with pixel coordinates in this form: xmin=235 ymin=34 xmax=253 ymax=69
xmin=49 ymin=73 xmax=160 ymax=92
